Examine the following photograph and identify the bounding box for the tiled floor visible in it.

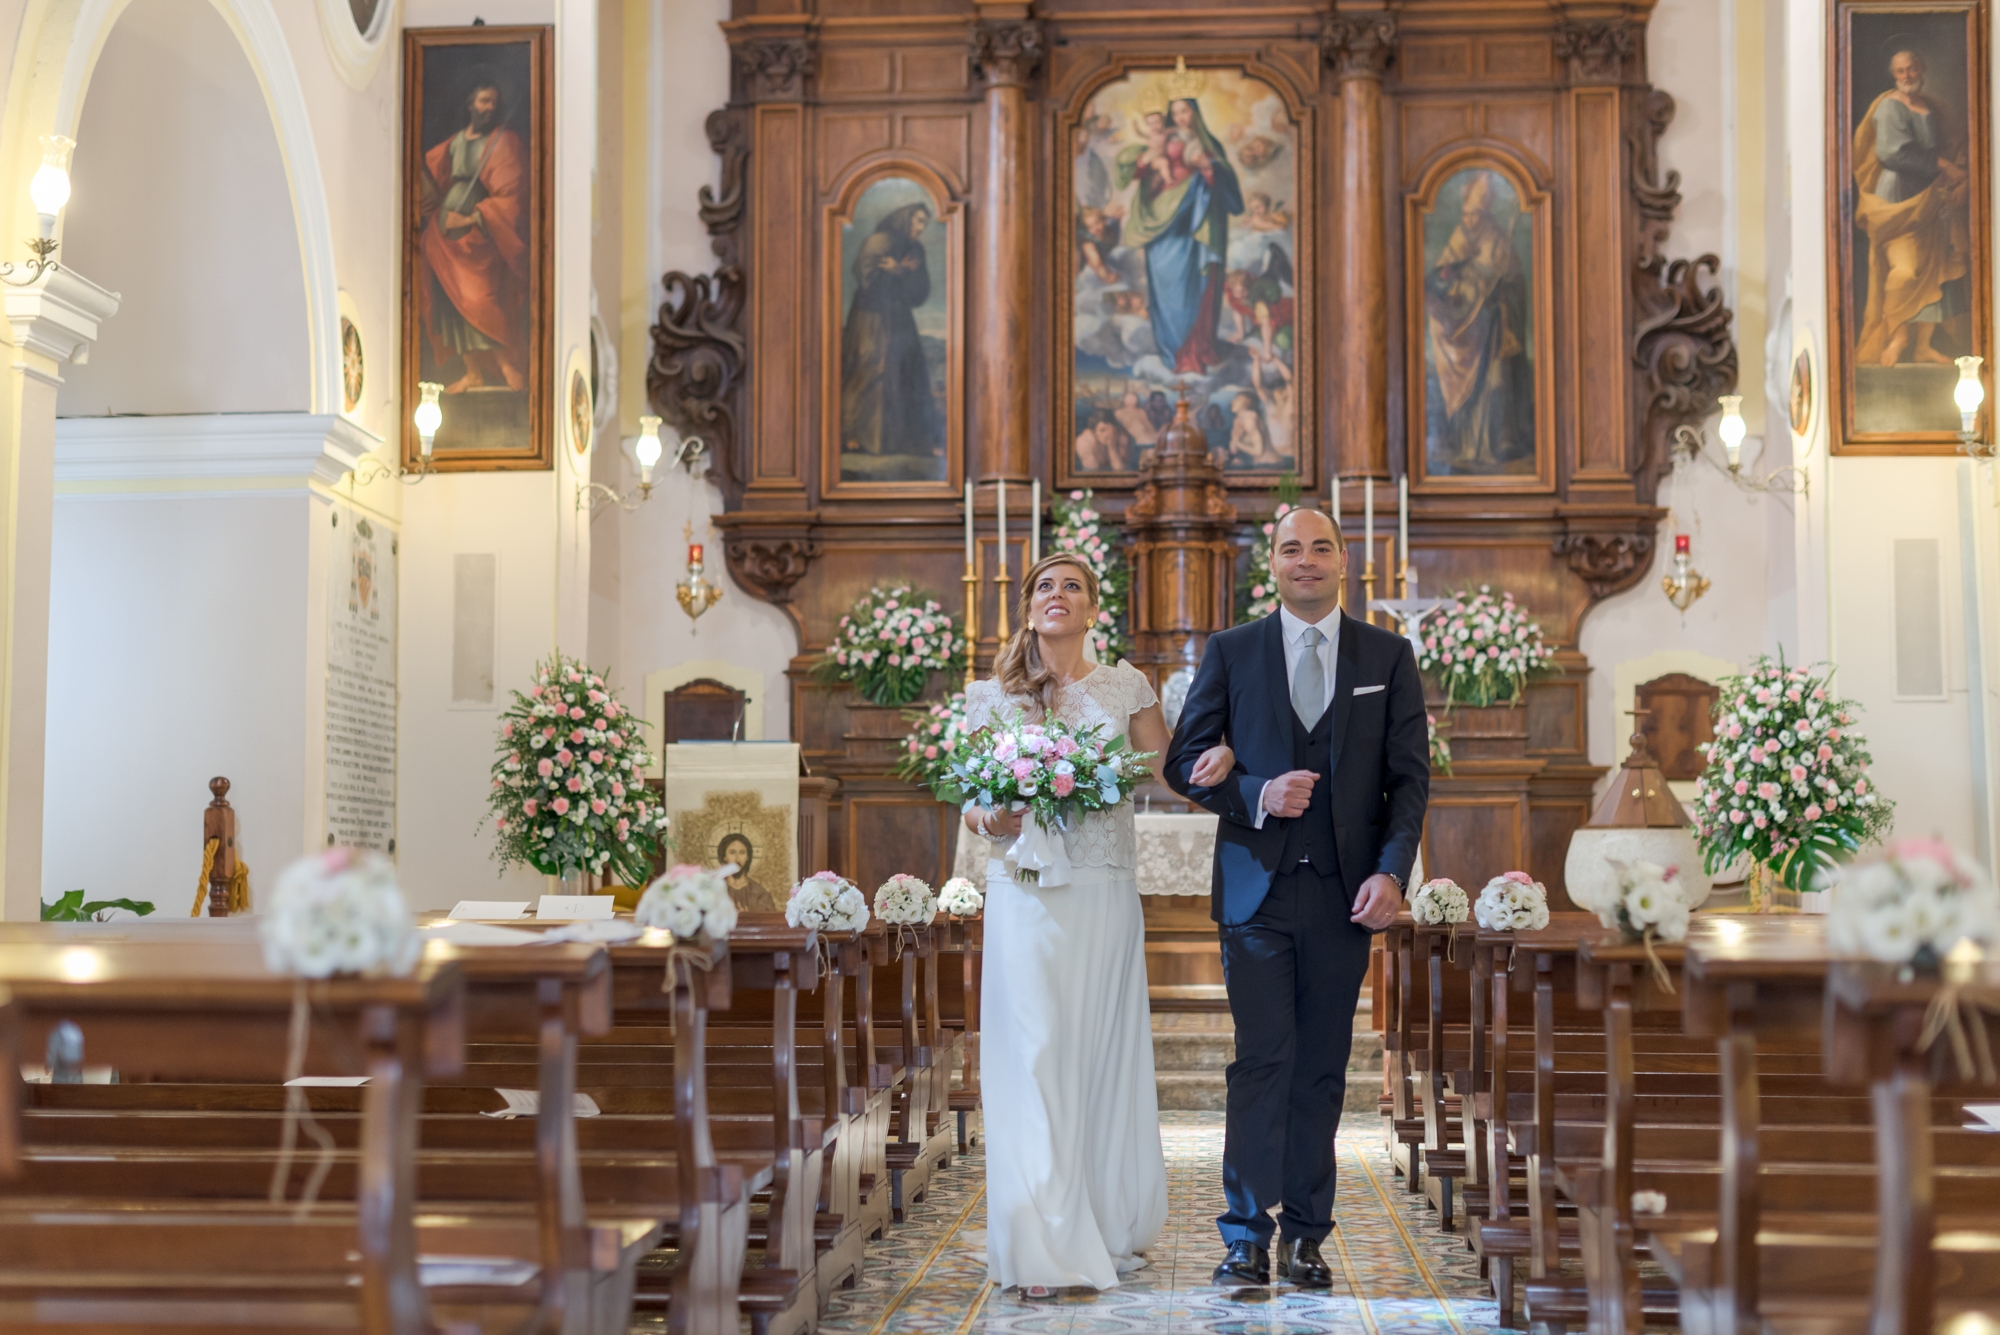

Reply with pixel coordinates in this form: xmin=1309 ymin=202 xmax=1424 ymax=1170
xmin=808 ymin=1112 xmax=1500 ymax=1335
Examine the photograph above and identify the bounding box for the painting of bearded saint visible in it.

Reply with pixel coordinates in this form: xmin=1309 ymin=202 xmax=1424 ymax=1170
xmin=837 ymin=177 xmax=949 ymax=484
xmin=1420 ymin=169 xmax=1536 ymax=477
xmin=1840 ymin=9 xmax=1983 ymax=440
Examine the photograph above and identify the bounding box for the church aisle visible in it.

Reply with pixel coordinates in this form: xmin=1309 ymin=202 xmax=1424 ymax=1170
xmin=651 ymin=1111 xmax=1502 ymax=1335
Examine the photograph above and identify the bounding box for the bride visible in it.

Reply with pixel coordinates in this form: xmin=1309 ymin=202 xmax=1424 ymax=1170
xmin=963 ymin=552 xmax=1233 ymax=1298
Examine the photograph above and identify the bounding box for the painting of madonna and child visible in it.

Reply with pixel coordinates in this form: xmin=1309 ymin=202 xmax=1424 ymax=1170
xmin=1069 ymin=62 xmax=1300 ymax=476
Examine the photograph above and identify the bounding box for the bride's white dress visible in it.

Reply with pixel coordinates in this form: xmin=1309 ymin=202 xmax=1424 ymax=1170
xmin=964 ymin=661 xmax=1168 ymax=1291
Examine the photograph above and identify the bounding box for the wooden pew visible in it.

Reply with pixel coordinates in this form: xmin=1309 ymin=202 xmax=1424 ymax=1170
xmin=936 ymin=912 xmax=983 ymax=1154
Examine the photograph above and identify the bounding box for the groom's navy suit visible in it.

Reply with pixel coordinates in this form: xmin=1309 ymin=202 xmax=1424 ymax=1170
xmin=1165 ymin=608 xmax=1429 ymax=1246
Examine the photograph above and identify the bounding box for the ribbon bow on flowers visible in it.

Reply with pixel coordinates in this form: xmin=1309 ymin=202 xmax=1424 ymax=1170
xmin=950 ymin=714 xmax=1154 ymax=889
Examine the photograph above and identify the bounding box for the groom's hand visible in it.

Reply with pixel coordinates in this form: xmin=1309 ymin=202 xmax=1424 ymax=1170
xmin=1351 ymin=873 xmax=1404 ymax=931
xmin=1261 ymin=770 xmax=1317 ymax=818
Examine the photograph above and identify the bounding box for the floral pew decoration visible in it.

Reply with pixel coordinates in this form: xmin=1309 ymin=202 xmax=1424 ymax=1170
xmin=1473 ymin=871 xmax=1551 ymax=932
xmin=937 ymin=877 xmax=984 ymax=918
xmin=786 ymin=872 xmax=870 ymax=933
xmin=1571 ymin=859 xmax=1699 ymax=991
xmin=1410 ymin=877 xmax=1469 ymax=926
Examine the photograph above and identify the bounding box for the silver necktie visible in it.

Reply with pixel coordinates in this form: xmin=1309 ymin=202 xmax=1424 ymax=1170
xmin=1293 ymin=627 xmax=1326 ymax=728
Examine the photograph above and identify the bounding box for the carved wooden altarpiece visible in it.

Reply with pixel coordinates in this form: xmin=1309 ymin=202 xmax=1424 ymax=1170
xmin=650 ymin=0 xmax=1737 ymax=903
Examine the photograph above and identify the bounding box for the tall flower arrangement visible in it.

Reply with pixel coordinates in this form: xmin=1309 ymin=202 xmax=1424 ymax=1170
xmin=814 ymin=585 xmax=962 ymax=707
xmin=1236 ymin=475 xmax=1303 ymax=625
xmin=1414 ymin=586 xmax=1558 ymax=707
xmin=1048 ymin=489 xmax=1129 ymax=661
xmin=486 ymin=652 xmax=672 ymax=886
xmin=895 ymin=690 xmax=975 ymax=797
xmin=1690 ymin=655 xmax=1893 ymax=893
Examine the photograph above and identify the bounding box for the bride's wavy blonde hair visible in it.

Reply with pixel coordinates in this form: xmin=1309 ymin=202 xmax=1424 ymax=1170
xmin=993 ymin=553 xmax=1101 ymax=716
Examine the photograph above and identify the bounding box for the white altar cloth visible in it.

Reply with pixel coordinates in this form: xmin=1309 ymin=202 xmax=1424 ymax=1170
xmin=952 ymin=810 xmax=1218 ymax=895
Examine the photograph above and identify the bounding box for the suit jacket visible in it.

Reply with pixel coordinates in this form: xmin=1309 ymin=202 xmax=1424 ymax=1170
xmin=1164 ymin=609 xmax=1429 ymax=925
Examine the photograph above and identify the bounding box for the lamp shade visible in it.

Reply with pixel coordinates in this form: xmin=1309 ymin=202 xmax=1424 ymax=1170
xmin=1716 ymin=394 xmax=1746 ymax=468
xmin=1955 ymin=356 xmax=1985 ymax=434
xmin=635 ymin=415 xmax=663 ymax=483
xmin=413 ymin=382 xmax=443 ymax=456
xmin=1561 ymin=723 xmax=1711 ymax=913
xmin=28 ymin=134 xmax=73 ymax=226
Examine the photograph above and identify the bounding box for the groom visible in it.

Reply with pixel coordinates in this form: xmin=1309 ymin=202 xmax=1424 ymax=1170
xmin=1165 ymin=506 xmax=1429 ymax=1287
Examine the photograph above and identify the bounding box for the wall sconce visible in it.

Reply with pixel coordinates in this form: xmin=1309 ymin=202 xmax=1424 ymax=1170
xmin=664 ymin=420 xmax=709 ymax=476
xmin=1955 ymin=355 xmax=1989 ymax=458
xmin=1716 ymin=394 xmax=1747 ymax=470
xmin=1661 ymin=532 xmax=1710 ymax=614
xmin=348 ymin=380 xmax=440 ymax=487
xmin=575 ymin=415 xmax=669 ymax=514
xmin=676 ymin=523 xmax=723 ymax=631
xmin=4 ymin=134 xmax=71 ymax=286
xmin=1671 ymin=395 xmax=1809 ymax=496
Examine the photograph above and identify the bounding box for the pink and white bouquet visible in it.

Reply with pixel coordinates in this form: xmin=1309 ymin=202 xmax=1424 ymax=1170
xmin=940 ymin=714 xmax=1155 ymax=887
xmin=1691 ymin=655 xmax=1893 ymax=894
xmin=1578 ymin=859 xmax=1697 ymax=946
xmin=938 ymin=877 xmax=984 ymax=916
xmin=1824 ymin=839 xmax=2000 ymax=966
xmin=634 ymin=864 xmax=739 ymax=941
xmin=874 ymin=874 xmax=938 ymax=926
xmin=1410 ymin=877 xmax=1469 ymax=925
xmin=261 ymin=848 xmax=419 ymax=979
xmin=786 ymin=871 xmax=870 ymax=932
xmin=1415 ymin=585 xmax=1557 ymax=707
xmin=486 ymin=652 xmax=672 ymax=887
xmin=814 ymin=584 xmax=963 ymax=706
xmin=1474 ymin=871 xmax=1551 ymax=932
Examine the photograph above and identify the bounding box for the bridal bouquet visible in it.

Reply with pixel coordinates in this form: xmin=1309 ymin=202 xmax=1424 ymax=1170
xmin=938 ymin=877 xmax=984 ymax=916
xmin=939 ymin=714 xmax=1155 ymax=887
xmin=261 ymin=848 xmax=420 ymax=979
xmin=1410 ymin=878 xmax=1469 ymax=925
xmin=874 ymin=873 xmax=938 ymax=926
xmin=1474 ymin=871 xmax=1551 ymax=932
xmin=786 ymin=871 xmax=870 ymax=931
xmin=1823 ymin=839 xmax=2000 ymax=965
xmin=634 ymin=864 xmax=739 ymax=941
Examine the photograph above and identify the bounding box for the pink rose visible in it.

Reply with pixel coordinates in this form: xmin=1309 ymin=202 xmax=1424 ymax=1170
xmin=1753 ymin=814 xmax=1768 ymax=829
xmin=542 ymin=727 xmax=557 ymax=741
xmin=1827 ymin=728 xmax=1841 ymax=741
xmin=1502 ymin=870 xmax=1535 ymax=885
xmin=1755 ymin=689 xmax=1771 ymax=704
xmin=1789 ymin=765 xmax=1807 ymax=782
xmin=590 ymin=750 xmax=604 ymax=764
xmin=551 ymin=797 xmax=570 ymax=815
xmin=616 ymin=818 xmax=629 ymax=837
xmin=1733 ymin=780 xmax=1748 ymax=796
xmin=1856 ymin=779 xmax=1869 ymax=793
xmin=1730 ymin=810 xmax=1746 ymax=824
xmin=566 ymin=776 xmax=583 ymax=793
xmin=570 ymin=707 xmax=585 ymax=720
xmin=556 ymin=748 xmax=574 ymax=765
xmin=1804 ymin=804 xmax=1822 ymax=821
xmin=529 ymin=686 xmax=543 ymax=699
xmin=1056 ymin=737 xmax=1080 ymax=758
xmin=571 ymin=728 xmax=586 ymax=743
xmin=537 ymin=758 xmax=553 ymax=778
xmin=502 ymin=722 xmax=514 ymax=738
xmin=1758 ymin=782 xmax=1779 ymax=800
xmin=609 ymin=731 xmax=623 ymax=746
xmin=611 ymin=781 xmax=624 ymax=797
xmin=1053 ymin=774 xmax=1076 ymax=797
xmin=1816 ymin=744 xmax=1832 ymax=762
xmin=1011 ymin=758 xmax=1036 ymax=781
xmin=591 ymin=799 xmax=607 ymax=815
xmin=924 ymin=745 xmax=938 ymax=760
xmin=523 ymin=798 xmax=538 ymax=815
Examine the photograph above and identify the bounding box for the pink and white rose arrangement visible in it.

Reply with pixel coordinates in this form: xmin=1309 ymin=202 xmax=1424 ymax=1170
xmin=1410 ymin=877 xmax=1470 ymax=925
xmin=486 ymin=652 xmax=671 ymax=886
xmin=1237 ymin=498 xmax=1297 ymax=625
xmin=874 ymin=874 xmax=938 ymax=926
xmin=937 ymin=877 xmax=984 ymax=917
xmin=1415 ymin=586 xmax=1557 ymax=707
xmin=815 ymin=584 xmax=963 ymax=707
xmin=1691 ymin=656 xmax=1893 ymax=893
xmin=895 ymin=691 xmax=975 ymax=796
xmin=1474 ymin=871 xmax=1551 ymax=932
xmin=1050 ymin=489 xmax=1129 ymax=660
xmin=261 ymin=848 xmax=419 ymax=979
xmin=786 ymin=871 xmax=870 ymax=932
xmin=634 ymin=864 xmax=738 ymax=940
xmin=1823 ymin=839 xmax=2000 ymax=965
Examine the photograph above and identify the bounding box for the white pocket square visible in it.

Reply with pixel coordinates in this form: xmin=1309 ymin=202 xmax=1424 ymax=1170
xmin=1353 ymin=684 xmax=1386 ymax=696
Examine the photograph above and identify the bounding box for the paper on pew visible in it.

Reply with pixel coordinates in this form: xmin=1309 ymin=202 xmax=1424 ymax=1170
xmin=449 ymin=900 xmax=531 ymax=919
xmin=480 ymin=1088 xmax=601 ymax=1119
xmin=1966 ymin=1103 xmax=2000 ymax=1132
xmin=420 ymin=921 xmax=549 ymax=946
xmin=418 ymin=1255 xmax=540 ymax=1288
xmin=539 ymin=918 xmax=643 ymax=944
xmin=536 ymin=894 xmax=617 ymax=920
xmin=284 ymin=1076 xmax=370 ymax=1087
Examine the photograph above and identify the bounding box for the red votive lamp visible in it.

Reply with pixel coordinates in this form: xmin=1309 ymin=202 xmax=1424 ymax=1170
xmin=689 ymin=543 xmax=704 ymax=565
xmin=1674 ymin=534 xmax=1690 ymax=555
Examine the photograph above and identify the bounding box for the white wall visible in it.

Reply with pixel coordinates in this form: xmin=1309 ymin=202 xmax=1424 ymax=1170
xmin=56 ymin=0 xmax=310 ymax=417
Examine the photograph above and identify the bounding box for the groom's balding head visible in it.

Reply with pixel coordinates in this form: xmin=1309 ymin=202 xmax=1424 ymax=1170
xmin=1272 ymin=507 xmax=1344 ymax=549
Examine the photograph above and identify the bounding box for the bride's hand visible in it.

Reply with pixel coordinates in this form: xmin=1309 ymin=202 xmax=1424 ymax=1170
xmin=967 ymin=805 xmax=1025 ymax=839
xmin=1188 ymin=744 xmax=1235 ymax=788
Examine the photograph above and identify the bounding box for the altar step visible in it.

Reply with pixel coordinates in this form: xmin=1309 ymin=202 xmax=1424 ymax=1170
xmin=1153 ymin=1006 xmax=1382 ymax=1112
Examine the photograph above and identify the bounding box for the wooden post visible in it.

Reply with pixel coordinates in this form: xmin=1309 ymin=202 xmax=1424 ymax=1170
xmin=1323 ymin=14 xmax=1397 ymax=484
xmin=1124 ymin=393 xmax=1239 ymax=686
xmin=203 ymin=777 xmax=237 ymax=919
xmin=969 ymin=12 xmax=1042 ymax=485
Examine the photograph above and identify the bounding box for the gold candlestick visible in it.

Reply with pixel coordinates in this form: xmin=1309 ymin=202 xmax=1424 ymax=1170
xmin=1383 ymin=536 xmax=1398 ymax=617
xmin=993 ymin=546 xmax=1012 ymax=642
xmin=1360 ymin=557 xmax=1377 ymax=626
xmin=961 ymin=564 xmax=980 ymax=686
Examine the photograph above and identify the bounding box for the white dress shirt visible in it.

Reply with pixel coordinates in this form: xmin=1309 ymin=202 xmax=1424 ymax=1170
xmin=1253 ymin=606 xmax=1341 ymax=829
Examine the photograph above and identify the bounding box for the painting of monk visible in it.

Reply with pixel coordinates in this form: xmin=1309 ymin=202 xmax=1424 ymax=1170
xmin=1418 ymin=169 xmax=1537 ymax=477
xmin=1834 ymin=5 xmax=1988 ymax=446
xmin=1068 ymin=60 xmax=1303 ymax=476
xmin=835 ymin=177 xmax=952 ymax=485
xmin=402 ymin=29 xmax=551 ymax=470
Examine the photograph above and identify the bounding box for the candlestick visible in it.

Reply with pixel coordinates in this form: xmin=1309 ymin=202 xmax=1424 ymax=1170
xmin=994 ymin=479 xmax=1011 ymax=641
xmin=961 ymin=565 xmax=980 ymax=686
xmin=963 ymin=481 xmax=975 ymax=572
xmin=1030 ymin=479 xmax=1041 ymax=565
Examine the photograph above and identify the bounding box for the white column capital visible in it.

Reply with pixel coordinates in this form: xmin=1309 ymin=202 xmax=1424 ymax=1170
xmin=5 ymin=266 xmax=121 ymax=379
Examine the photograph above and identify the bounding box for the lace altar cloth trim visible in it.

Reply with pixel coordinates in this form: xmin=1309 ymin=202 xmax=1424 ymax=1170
xmin=953 ymin=810 xmax=1217 ymax=895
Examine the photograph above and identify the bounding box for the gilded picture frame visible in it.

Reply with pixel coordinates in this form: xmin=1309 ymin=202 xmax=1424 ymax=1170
xmin=400 ymin=25 xmax=555 ymax=472
xmin=820 ymin=161 xmax=965 ymax=500
xmin=1054 ymin=56 xmax=1317 ymax=488
xmin=1827 ymin=0 xmax=1991 ymax=453
xmin=1404 ymin=148 xmax=1556 ymax=493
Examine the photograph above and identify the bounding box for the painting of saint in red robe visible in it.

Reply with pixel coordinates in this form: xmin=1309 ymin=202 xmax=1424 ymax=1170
xmin=404 ymin=31 xmax=549 ymax=467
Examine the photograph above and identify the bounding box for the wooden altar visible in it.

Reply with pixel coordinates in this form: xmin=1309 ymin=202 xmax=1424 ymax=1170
xmin=648 ymin=0 xmax=1737 ymax=902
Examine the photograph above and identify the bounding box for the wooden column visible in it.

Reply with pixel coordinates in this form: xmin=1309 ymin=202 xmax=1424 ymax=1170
xmin=1324 ymin=15 xmax=1397 ymax=484
xmin=969 ymin=13 xmax=1042 ymax=483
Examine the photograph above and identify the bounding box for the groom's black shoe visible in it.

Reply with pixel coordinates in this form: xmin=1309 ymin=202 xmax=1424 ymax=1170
xmin=1211 ymin=1240 xmax=1270 ymax=1287
xmin=1276 ymin=1237 xmax=1333 ymax=1288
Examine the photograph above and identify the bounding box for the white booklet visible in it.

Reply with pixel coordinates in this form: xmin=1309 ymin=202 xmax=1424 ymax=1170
xmin=535 ymin=894 xmax=616 ymax=920
xmin=448 ymin=900 xmax=530 ymax=920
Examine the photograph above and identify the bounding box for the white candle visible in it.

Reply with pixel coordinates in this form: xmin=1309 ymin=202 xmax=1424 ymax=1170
xmin=1330 ymin=477 xmax=1341 ymax=528
xmin=1030 ymin=479 xmax=1041 ymax=565
xmin=997 ymin=478 xmax=1008 ymax=573
xmin=964 ymin=481 xmax=975 ymax=571
xmin=1364 ymin=478 xmax=1374 ymax=557
xmin=1398 ymin=475 xmax=1410 ymax=567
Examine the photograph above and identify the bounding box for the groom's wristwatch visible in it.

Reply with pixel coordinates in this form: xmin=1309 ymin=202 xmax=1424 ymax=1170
xmin=1386 ymin=873 xmax=1405 ymax=894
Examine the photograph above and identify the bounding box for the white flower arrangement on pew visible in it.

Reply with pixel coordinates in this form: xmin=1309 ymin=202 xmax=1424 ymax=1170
xmin=1578 ymin=859 xmax=1696 ymax=945
xmin=1410 ymin=878 xmax=1469 ymax=925
xmin=938 ymin=877 xmax=984 ymax=917
xmin=1823 ymin=839 xmax=2000 ymax=966
xmin=786 ymin=871 xmax=870 ymax=932
xmin=260 ymin=848 xmax=419 ymax=979
xmin=633 ymin=863 xmax=739 ymax=941
xmin=873 ymin=874 xmax=937 ymax=926
xmin=1474 ymin=871 xmax=1551 ymax=932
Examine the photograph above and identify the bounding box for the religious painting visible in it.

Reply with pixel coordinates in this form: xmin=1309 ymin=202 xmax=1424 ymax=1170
xmin=1790 ymin=345 xmax=1815 ymax=436
xmin=567 ymin=362 xmax=591 ymax=455
xmin=1405 ymin=152 xmax=1555 ymax=492
xmin=1059 ymin=58 xmax=1311 ymax=481
xmin=663 ymin=741 xmax=799 ymax=911
xmin=340 ymin=316 xmax=363 ymax=415
xmin=400 ymin=26 xmax=553 ymax=472
xmin=822 ymin=167 xmax=963 ymax=496
xmin=1829 ymin=0 xmax=1990 ymax=453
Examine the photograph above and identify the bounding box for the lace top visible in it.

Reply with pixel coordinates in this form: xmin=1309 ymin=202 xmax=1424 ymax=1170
xmin=961 ymin=660 xmax=1159 ymax=870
